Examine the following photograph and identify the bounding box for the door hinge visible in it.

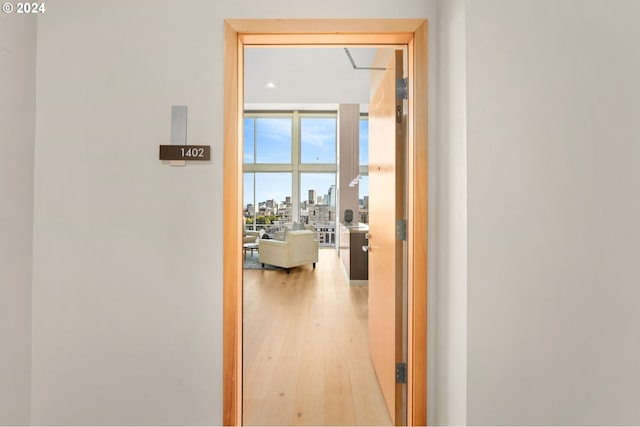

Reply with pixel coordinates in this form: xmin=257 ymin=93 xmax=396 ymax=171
xmin=396 ymin=219 xmax=407 ymax=241
xmin=396 ymin=362 xmax=407 ymax=384
xmin=396 ymin=105 xmax=402 ymax=124
xmin=396 ymin=77 xmax=408 ymax=100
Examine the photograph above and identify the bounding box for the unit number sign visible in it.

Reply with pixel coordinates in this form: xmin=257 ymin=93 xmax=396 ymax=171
xmin=159 ymin=145 xmax=211 ymax=161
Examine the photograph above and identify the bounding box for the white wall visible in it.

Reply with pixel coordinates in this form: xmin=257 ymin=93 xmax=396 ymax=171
xmin=21 ymin=1 xmax=640 ymax=425
xmin=30 ymin=1 xmax=436 ymax=424
xmin=434 ymin=0 xmax=467 ymax=425
xmin=0 ymin=14 xmax=36 ymax=426
xmin=466 ymin=0 xmax=640 ymax=424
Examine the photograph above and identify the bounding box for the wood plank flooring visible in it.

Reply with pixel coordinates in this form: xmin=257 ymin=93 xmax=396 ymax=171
xmin=243 ymin=248 xmax=392 ymax=426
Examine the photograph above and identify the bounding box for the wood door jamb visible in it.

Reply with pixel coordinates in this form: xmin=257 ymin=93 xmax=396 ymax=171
xmin=223 ymin=18 xmax=428 ymax=426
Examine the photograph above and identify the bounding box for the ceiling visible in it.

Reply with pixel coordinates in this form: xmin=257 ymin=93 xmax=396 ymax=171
xmin=244 ymin=47 xmax=379 ymax=107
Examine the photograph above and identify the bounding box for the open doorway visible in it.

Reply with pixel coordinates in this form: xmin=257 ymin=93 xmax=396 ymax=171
xmin=223 ymin=20 xmax=428 ymax=426
xmin=241 ymin=46 xmax=390 ymax=425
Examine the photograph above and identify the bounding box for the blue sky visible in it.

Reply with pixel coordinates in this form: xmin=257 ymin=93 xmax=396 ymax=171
xmin=301 ymin=117 xmax=336 ymax=163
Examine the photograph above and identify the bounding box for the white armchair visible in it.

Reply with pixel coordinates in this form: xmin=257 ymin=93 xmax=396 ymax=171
xmin=243 ymin=220 xmax=260 ymax=244
xmin=258 ymin=230 xmax=318 ymax=272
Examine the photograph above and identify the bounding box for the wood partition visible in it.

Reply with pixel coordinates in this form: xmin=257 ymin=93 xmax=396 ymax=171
xmin=223 ymin=19 xmax=428 ymax=426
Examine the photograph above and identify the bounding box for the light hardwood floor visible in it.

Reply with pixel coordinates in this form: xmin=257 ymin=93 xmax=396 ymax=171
xmin=243 ymin=248 xmax=392 ymax=426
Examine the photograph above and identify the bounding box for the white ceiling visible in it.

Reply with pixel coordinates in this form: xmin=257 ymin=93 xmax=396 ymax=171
xmin=244 ymin=47 xmax=378 ymax=106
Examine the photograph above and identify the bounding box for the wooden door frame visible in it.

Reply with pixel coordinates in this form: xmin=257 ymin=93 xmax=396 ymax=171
xmin=223 ymin=19 xmax=428 ymax=426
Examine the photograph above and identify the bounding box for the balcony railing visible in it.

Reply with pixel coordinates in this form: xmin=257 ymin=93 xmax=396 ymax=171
xmin=245 ymin=221 xmax=336 ymax=247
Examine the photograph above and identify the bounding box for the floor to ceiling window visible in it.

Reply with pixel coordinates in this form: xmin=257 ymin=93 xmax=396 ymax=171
xmin=243 ymin=111 xmax=337 ymax=245
xmin=359 ymin=113 xmax=369 ymax=224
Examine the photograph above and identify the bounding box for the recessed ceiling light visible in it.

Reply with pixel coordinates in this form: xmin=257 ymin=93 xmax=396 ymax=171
xmin=265 ymin=82 xmax=276 ymax=89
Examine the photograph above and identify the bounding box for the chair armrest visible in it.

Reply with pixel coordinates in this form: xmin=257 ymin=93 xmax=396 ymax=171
xmin=258 ymin=239 xmax=288 ymax=251
xmin=258 ymin=239 xmax=289 ymax=267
